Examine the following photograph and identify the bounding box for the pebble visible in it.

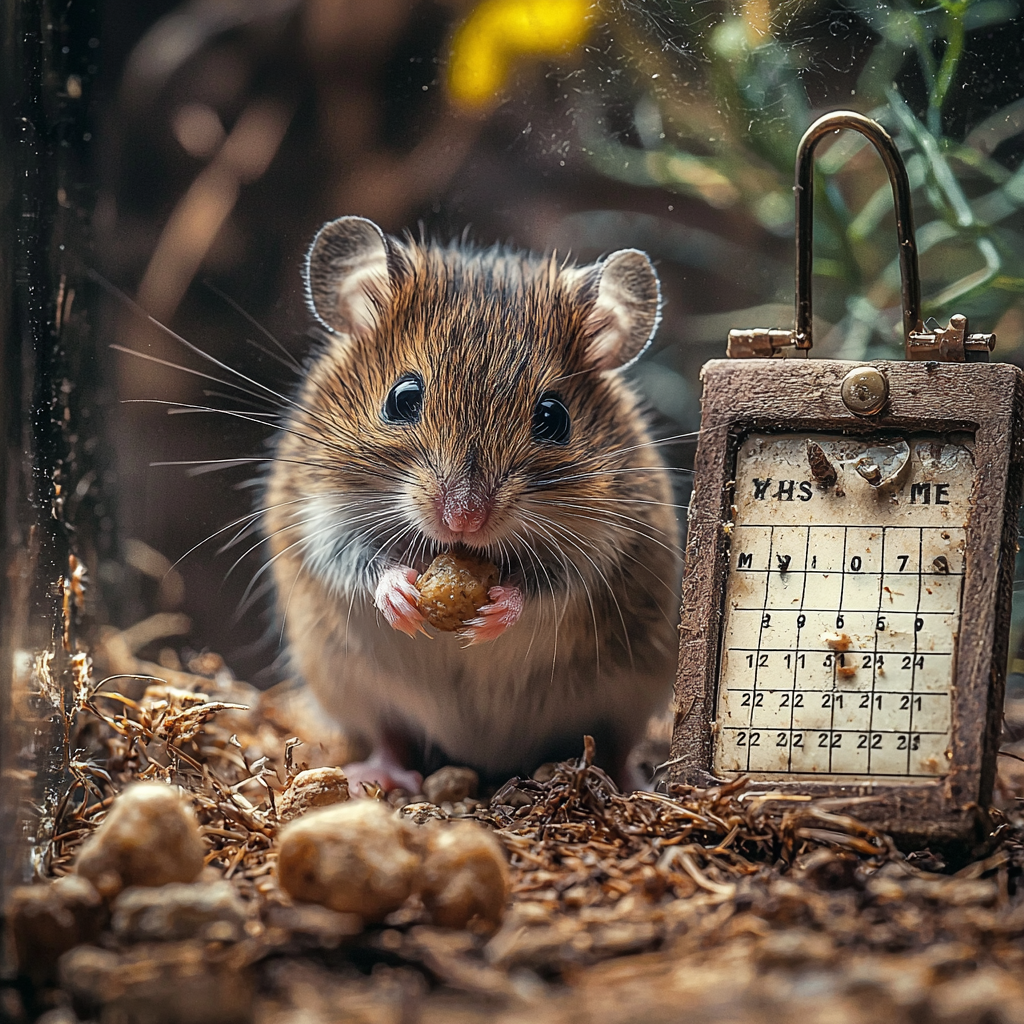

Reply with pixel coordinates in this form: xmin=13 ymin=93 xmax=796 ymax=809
xmin=276 ymin=800 xmax=421 ymax=922
xmin=75 ymin=782 xmax=205 ymax=897
xmin=6 ymin=875 xmax=106 ymax=983
xmin=418 ymin=821 xmax=509 ymax=930
xmin=111 ymin=881 xmax=247 ymax=943
xmin=422 ymin=765 xmax=479 ymax=805
xmin=277 ymin=766 xmax=350 ymax=821
xmin=59 ymin=942 xmax=252 ymax=1024
xmin=262 ymin=902 xmax=362 ymax=949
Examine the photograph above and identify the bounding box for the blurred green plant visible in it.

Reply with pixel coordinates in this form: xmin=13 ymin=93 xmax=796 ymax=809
xmin=573 ymin=0 xmax=1024 ymax=359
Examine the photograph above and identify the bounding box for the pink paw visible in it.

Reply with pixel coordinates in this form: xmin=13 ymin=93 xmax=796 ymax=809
xmin=343 ymin=756 xmax=423 ymax=796
xmin=460 ymin=585 xmax=524 ymax=645
xmin=374 ymin=566 xmax=427 ymax=637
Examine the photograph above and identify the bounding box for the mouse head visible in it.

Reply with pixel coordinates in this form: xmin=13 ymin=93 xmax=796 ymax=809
xmin=290 ymin=215 xmax=667 ymax=584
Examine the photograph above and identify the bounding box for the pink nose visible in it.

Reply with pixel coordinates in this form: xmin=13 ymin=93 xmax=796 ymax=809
xmin=442 ymin=502 xmax=489 ymax=534
xmin=438 ymin=483 xmax=491 ymax=534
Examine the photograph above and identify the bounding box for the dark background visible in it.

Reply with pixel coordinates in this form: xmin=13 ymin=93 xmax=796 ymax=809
xmin=16 ymin=0 xmax=1024 ymax=685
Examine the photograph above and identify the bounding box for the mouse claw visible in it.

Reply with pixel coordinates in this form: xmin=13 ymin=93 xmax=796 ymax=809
xmin=374 ymin=566 xmax=429 ymax=637
xmin=460 ymin=585 xmax=523 ymax=645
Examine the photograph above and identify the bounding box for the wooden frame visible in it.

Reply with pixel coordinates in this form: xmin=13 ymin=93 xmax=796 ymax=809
xmin=669 ymin=358 xmax=1024 ymax=842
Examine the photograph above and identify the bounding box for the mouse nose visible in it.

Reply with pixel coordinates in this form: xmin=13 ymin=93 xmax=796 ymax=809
xmin=443 ymin=505 xmax=489 ymax=533
xmin=437 ymin=480 xmax=492 ymax=535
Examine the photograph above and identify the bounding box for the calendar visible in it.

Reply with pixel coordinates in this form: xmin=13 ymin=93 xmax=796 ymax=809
xmin=713 ymin=433 xmax=972 ymax=781
xmin=670 ymin=110 xmax=1024 ymax=839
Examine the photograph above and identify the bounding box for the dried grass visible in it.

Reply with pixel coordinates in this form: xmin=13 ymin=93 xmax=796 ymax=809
xmin=18 ymin=617 xmax=1024 ymax=1023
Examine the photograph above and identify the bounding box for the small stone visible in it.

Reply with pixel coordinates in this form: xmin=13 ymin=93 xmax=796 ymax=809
xmin=422 ymin=766 xmax=479 ymax=805
xmin=277 ymin=767 xmax=350 ymax=821
xmin=276 ymin=801 xmax=421 ymax=922
xmin=75 ymin=782 xmax=205 ymax=898
xmin=187 ymin=651 xmax=226 ymax=677
xmin=6 ymin=875 xmax=106 ymax=983
xmin=418 ymin=821 xmax=509 ymax=930
xmin=262 ymin=902 xmax=362 ymax=949
xmin=35 ymin=1010 xmax=81 ymax=1024
xmin=111 ymin=881 xmax=247 ymax=943
xmin=59 ymin=941 xmax=252 ymax=1024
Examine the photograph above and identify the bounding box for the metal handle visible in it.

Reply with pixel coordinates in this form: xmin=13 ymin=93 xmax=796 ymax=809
xmin=727 ymin=110 xmax=995 ymax=361
xmin=794 ymin=110 xmax=921 ymax=351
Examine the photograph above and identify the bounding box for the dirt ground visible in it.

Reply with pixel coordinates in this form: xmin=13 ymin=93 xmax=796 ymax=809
xmin=7 ymin=618 xmax=1024 ymax=1024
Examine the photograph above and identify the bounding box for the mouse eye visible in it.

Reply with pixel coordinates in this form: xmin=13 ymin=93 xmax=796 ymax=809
xmin=533 ymin=392 xmax=571 ymax=445
xmin=382 ymin=374 xmax=424 ymax=424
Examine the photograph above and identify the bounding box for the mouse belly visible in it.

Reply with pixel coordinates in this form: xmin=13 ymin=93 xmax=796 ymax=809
xmin=284 ymin=589 xmax=677 ymax=781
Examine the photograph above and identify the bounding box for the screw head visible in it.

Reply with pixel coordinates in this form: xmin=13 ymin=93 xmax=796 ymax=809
xmin=840 ymin=366 xmax=888 ymax=416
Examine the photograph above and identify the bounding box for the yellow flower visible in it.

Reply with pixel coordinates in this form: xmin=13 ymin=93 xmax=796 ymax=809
xmin=448 ymin=0 xmax=592 ymax=110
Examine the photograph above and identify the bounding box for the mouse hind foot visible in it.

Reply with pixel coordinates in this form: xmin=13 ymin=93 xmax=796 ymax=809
xmin=343 ymin=752 xmax=424 ymax=796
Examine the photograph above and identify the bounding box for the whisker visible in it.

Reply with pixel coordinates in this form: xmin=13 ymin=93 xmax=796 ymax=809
xmin=201 ymin=278 xmax=305 ymax=374
xmin=149 ymin=455 xmax=368 ymax=479
xmin=523 ymin=509 xmax=632 ymax=667
xmin=242 ymin=336 xmax=302 ymax=374
xmin=562 ymin=430 xmax=703 ymax=470
xmin=94 ymin=271 xmax=315 ymax=422
xmin=110 ymin=344 xmax=282 ymax=413
xmin=518 ymin=509 xmax=601 ymax=677
xmin=101 ymin=272 xmax=364 ymax=446
xmin=231 ymin=499 xmax=407 ymax=577
xmin=166 ymin=496 xmax=319 ymax=573
xmin=526 ymin=502 xmax=683 ymax=562
xmin=166 ymin=407 xmax=279 ymax=420
xmin=124 ymin=399 xmax=407 ymax=484
xmin=532 ymin=499 xmax=674 ymax=537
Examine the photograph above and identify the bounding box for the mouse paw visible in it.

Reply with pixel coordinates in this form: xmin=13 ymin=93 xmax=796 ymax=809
xmin=344 ymin=755 xmax=423 ymax=796
xmin=374 ymin=566 xmax=428 ymax=637
xmin=460 ymin=585 xmax=524 ymax=645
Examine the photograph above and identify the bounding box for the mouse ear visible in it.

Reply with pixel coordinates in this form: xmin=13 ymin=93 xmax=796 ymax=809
xmin=580 ymin=249 xmax=662 ymax=369
xmin=305 ymin=216 xmax=392 ymax=334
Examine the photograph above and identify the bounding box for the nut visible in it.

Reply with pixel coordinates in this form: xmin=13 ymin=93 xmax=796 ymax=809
xmin=74 ymin=782 xmax=205 ymax=898
xmin=416 ymin=551 xmax=499 ymax=631
xmin=419 ymin=821 xmax=509 ymax=930
xmin=276 ymin=801 xmax=421 ymax=922
xmin=277 ymin=767 xmax=350 ymax=821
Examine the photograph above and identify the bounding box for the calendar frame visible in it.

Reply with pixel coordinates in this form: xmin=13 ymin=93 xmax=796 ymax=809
xmin=669 ymin=358 xmax=1024 ymax=842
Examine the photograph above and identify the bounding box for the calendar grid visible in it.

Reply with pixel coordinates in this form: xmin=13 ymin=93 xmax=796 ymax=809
xmin=715 ymin=521 xmax=964 ymax=779
xmin=745 ymin=526 xmax=775 ymax=772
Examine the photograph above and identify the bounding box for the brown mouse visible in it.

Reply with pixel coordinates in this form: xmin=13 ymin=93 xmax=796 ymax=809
xmin=263 ymin=216 xmax=682 ymax=793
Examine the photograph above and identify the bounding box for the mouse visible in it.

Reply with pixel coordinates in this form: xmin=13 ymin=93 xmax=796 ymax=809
xmin=263 ymin=215 xmax=682 ymax=794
